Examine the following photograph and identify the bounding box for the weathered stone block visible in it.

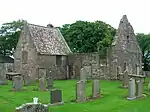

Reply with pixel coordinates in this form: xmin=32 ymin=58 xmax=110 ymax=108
xmin=12 ymin=76 xmax=23 ymax=91
xmin=39 ymin=77 xmax=46 ymax=91
xmin=92 ymin=79 xmax=100 ymax=98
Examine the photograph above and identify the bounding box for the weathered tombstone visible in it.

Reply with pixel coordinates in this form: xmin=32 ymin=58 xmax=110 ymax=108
xmin=76 ymin=80 xmax=86 ymax=102
xmin=148 ymin=82 xmax=150 ymax=92
xmin=92 ymin=79 xmax=100 ymax=98
xmin=136 ymin=79 xmax=144 ymax=98
xmin=24 ymin=75 xmax=31 ymax=86
xmin=38 ymin=68 xmax=46 ymax=79
xmin=12 ymin=76 xmax=23 ymax=91
xmin=80 ymin=67 xmax=87 ymax=81
xmin=39 ymin=77 xmax=46 ymax=91
xmin=47 ymin=76 xmax=53 ymax=89
xmin=127 ymin=78 xmax=136 ymax=100
xmin=122 ymin=70 xmax=129 ymax=88
xmin=15 ymin=103 xmax=48 ymax=112
xmin=0 ymin=63 xmax=8 ymax=85
xmin=49 ymin=89 xmax=63 ymax=105
xmin=84 ymin=65 xmax=92 ymax=79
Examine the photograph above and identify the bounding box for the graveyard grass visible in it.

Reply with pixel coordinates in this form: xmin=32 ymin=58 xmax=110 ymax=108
xmin=0 ymin=79 xmax=150 ymax=112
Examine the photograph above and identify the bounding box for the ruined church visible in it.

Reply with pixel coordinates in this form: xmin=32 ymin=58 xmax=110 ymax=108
xmin=14 ymin=15 xmax=143 ymax=81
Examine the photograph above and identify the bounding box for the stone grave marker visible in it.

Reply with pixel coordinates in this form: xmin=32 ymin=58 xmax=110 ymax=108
xmin=136 ymin=79 xmax=144 ymax=98
xmin=15 ymin=103 xmax=48 ymax=112
xmin=12 ymin=76 xmax=23 ymax=91
xmin=84 ymin=65 xmax=92 ymax=79
xmin=49 ymin=89 xmax=63 ymax=105
xmin=39 ymin=77 xmax=46 ymax=91
xmin=92 ymin=79 xmax=100 ymax=98
xmin=38 ymin=68 xmax=46 ymax=79
xmin=122 ymin=70 xmax=129 ymax=88
xmin=47 ymin=76 xmax=53 ymax=89
xmin=148 ymin=82 xmax=150 ymax=92
xmin=24 ymin=75 xmax=31 ymax=86
xmin=80 ymin=67 xmax=87 ymax=81
xmin=127 ymin=78 xmax=136 ymax=100
xmin=76 ymin=80 xmax=86 ymax=102
xmin=0 ymin=63 xmax=8 ymax=85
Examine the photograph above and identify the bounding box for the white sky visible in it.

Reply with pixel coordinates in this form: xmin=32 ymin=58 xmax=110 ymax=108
xmin=0 ymin=0 xmax=150 ymax=34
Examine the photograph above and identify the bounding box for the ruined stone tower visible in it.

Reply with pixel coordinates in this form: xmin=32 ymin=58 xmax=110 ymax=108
xmin=109 ymin=15 xmax=142 ymax=80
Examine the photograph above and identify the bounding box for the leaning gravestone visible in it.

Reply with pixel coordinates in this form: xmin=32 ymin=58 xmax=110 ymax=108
xmin=76 ymin=80 xmax=86 ymax=102
xmin=49 ymin=89 xmax=63 ymax=105
xmin=39 ymin=77 xmax=46 ymax=91
xmin=12 ymin=76 xmax=23 ymax=91
xmin=92 ymin=79 xmax=100 ymax=98
xmin=148 ymin=82 xmax=150 ymax=92
xmin=136 ymin=79 xmax=143 ymax=98
xmin=15 ymin=103 xmax=48 ymax=112
xmin=127 ymin=78 xmax=136 ymax=100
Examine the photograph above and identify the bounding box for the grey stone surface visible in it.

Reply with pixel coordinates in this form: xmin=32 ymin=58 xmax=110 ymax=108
xmin=0 ymin=63 xmax=8 ymax=85
xmin=39 ymin=77 xmax=46 ymax=91
xmin=50 ymin=89 xmax=62 ymax=104
xmin=80 ymin=67 xmax=87 ymax=81
xmin=15 ymin=103 xmax=48 ymax=112
xmin=24 ymin=75 xmax=32 ymax=86
xmin=122 ymin=70 xmax=129 ymax=87
xmin=76 ymin=80 xmax=86 ymax=102
xmin=148 ymin=82 xmax=150 ymax=92
xmin=127 ymin=78 xmax=136 ymax=100
xmin=38 ymin=68 xmax=46 ymax=79
xmin=136 ymin=79 xmax=143 ymax=98
xmin=12 ymin=76 xmax=23 ymax=91
xmin=47 ymin=76 xmax=53 ymax=89
xmin=92 ymin=79 xmax=100 ymax=98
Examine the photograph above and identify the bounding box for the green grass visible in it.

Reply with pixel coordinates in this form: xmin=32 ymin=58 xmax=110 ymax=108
xmin=0 ymin=78 xmax=150 ymax=112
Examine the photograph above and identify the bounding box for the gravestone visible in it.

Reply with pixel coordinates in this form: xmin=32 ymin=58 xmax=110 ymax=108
xmin=39 ymin=68 xmax=46 ymax=79
xmin=15 ymin=103 xmax=48 ymax=112
xmin=24 ymin=75 xmax=31 ymax=86
xmin=12 ymin=76 xmax=23 ymax=91
xmin=39 ymin=77 xmax=46 ymax=91
xmin=92 ymin=79 xmax=100 ymax=98
xmin=148 ymin=82 xmax=150 ymax=92
xmin=84 ymin=65 xmax=92 ymax=79
xmin=76 ymin=80 xmax=86 ymax=102
xmin=136 ymin=79 xmax=144 ymax=98
xmin=49 ymin=89 xmax=63 ymax=105
xmin=127 ymin=78 xmax=136 ymax=100
xmin=0 ymin=63 xmax=8 ymax=85
xmin=47 ymin=76 xmax=53 ymax=89
xmin=80 ymin=68 xmax=87 ymax=81
xmin=122 ymin=70 xmax=129 ymax=88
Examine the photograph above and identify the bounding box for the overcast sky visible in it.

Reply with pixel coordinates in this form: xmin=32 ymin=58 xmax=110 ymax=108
xmin=0 ymin=0 xmax=150 ymax=34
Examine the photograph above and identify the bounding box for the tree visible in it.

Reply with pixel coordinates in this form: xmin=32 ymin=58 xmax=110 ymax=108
xmin=0 ymin=20 xmax=25 ymax=56
xmin=59 ymin=20 xmax=116 ymax=53
xmin=136 ymin=33 xmax=150 ymax=71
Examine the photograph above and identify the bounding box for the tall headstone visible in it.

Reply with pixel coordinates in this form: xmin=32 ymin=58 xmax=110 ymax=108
xmin=24 ymin=75 xmax=31 ymax=86
xmin=127 ymin=78 xmax=136 ymax=100
xmin=0 ymin=63 xmax=8 ymax=85
xmin=122 ymin=70 xmax=129 ymax=88
xmin=49 ymin=89 xmax=63 ymax=105
xmin=39 ymin=77 xmax=46 ymax=91
xmin=76 ymin=80 xmax=86 ymax=102
xmin=148 ymin=82 xmax=150 ymax=92
xmin=12 ymin=76 xmax=23 ymax=91
xmin=92 ymin=79 xmax=100 ymax=98
xmin=39 ymin=68 xmax=46 ymax=79
xmin=47 ymin=76 xmax=53 ymax=89
xmin=80 ymin=68 xmax=87 ymax=81
xmin=15 ymin=103 xmax=48 ymax=112
xmin=136 ymin=79 xmax=143 ymax=98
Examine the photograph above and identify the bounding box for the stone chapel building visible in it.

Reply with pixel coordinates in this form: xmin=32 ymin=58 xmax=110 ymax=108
xmin=14 ymin=23 xmax=72 ymax=80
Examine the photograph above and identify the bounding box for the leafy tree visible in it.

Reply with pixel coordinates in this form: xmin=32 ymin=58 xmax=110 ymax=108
xmin=59 ymin=21 xmax=116 ymax=53
xmin=0 ymin=20 xmax=25 ymax=56
xmin=136 ymin=33 xmax=150 ymax=71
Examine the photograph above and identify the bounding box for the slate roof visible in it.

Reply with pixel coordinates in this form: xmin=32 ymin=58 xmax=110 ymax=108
xmin=0 ymin=56 xmax=14 ymax=63
xmin=27 ymin=23 xmax=72 ymax=55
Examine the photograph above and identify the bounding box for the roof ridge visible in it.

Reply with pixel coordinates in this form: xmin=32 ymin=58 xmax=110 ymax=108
xmin=28 ymin=23 xmax=49 ymax=29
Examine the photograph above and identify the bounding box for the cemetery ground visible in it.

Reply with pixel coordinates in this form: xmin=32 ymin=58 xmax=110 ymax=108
xmin=0 ymin=79 xmax=150 ymax=112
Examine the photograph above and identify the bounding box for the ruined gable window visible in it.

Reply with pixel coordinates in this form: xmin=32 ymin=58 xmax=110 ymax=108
xmin=127 ymin=36 xmax=129 ymax=43
xmin=56 ymin=55 xmax=62 ymax=66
